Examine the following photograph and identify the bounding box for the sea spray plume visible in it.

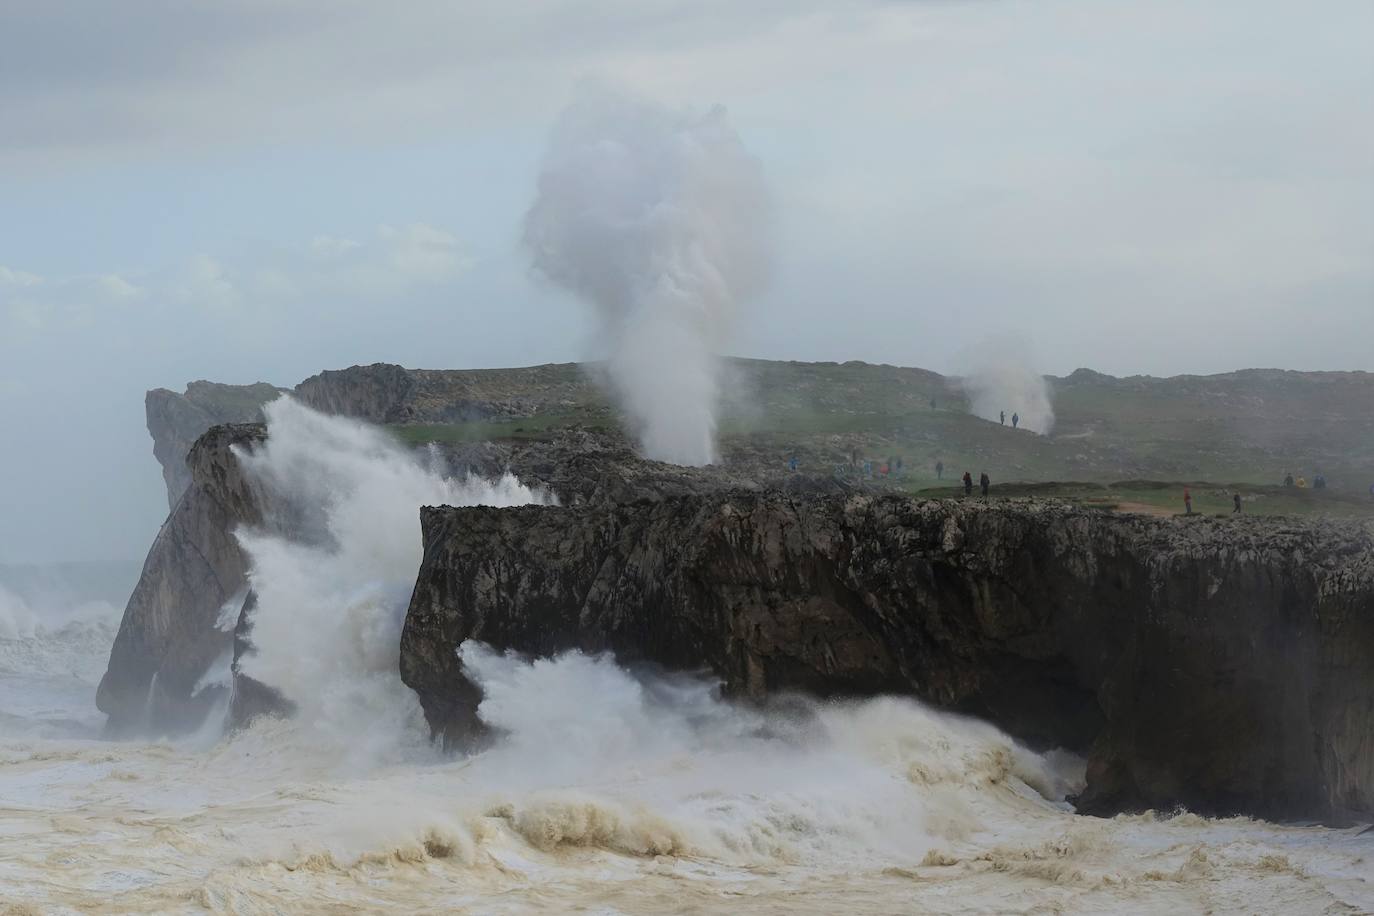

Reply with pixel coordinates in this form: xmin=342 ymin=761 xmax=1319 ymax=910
xmin=231 ymin=398 xmax=548 ymax=762
xmin=524 ymin=88 xmax=771 ymax=465
xmin=958 ymin=336 xmax=1056 ymax=435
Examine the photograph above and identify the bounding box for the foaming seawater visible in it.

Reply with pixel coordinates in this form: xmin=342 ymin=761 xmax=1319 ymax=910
xmin=3 ymin=403 xmax=1369 ymax=912
xmin=3 ymin=639 xmax=1372 ymax=914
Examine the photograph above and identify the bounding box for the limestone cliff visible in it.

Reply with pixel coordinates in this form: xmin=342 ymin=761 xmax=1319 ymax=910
xmin=400 ymin=494 xmax=1374 ymax=822
xmin=97 ymin=424 xmax=266 ymax=734
xmin=146 ymin=382 xmax=283 ymax=508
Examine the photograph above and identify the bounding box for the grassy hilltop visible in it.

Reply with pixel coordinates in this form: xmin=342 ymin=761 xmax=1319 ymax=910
xmin=382 ymin=360 xmax=1374 ymax=516
xmin=154 ymin=358 xmax=1374 ymax=519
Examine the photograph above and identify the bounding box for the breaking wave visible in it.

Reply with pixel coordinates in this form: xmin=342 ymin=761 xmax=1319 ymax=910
xmin=1 ymin=404 xmax=1368 ymax=912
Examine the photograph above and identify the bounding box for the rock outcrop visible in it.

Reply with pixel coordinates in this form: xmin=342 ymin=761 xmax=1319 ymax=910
xmin=400 ymin=494 xmax=1374 ymax=822
xmin=146 ymin=381 xmax=283 ymax=508
xmin=97 ymin=423 xmax=266 ymax=734
xmin=437 ymin=427 xmax=851 ymax=506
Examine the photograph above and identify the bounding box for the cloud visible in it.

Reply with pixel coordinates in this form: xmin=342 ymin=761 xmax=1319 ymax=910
xmin=1 ymin=223 xmax=472 ymax=337
xmin=0 ymin=0 xmax=833 ymax=164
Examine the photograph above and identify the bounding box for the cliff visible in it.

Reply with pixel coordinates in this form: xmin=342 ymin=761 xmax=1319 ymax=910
xmin=146 ymin=360 xmax=1374 ymax=497
xmin=97 ymin=423 xmax=266 ymax=734
xmin=400 ymin=494 xmax=1374 ymax=822
xmin=146 ymin=381 xmax=283 ymax=508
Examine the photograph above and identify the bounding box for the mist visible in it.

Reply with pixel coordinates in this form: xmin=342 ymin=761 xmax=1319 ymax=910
xmin=232 ymin=397 xmax=548 ymax=760
xmin=958 ymin=338 xmax=1056 ymax=435
xmin=523 ymin=86 xmax=771 ymax=465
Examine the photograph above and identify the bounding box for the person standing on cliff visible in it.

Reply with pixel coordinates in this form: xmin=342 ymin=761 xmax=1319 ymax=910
xmin=963 ymin=470 xmax=974 ymax=496
xmin=979 ymin=471 xmax=990 ymax=497
xmin=1184 ymin=487 xmax=1193 ymax=515
xmin=936 ymin=460 xmax=944 ymax=480
xmin=1233 ymin=493 xmax=1243 ymax=514
xmin=1000 ymin=410 xmax=1006 ymax=425
xmin=1012 ymin=412 xmax=1020 ymax=429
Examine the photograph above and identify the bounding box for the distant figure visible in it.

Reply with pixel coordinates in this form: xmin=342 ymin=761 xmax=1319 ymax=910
xmin=1184 ymin=487 xmax=1193 ymax=515
xmin=1283 ymin=471 xmax=1294 ymax=487
xmin=1314 ymin=474 xmax=1327 ymax=490
xmin=1233 ymin=493 xmax=1243 ymax=514
xmin=936 ymin=460 xmax=944 ymax=480
xmin=1000 ymin=411 xmax=1006 ymax=425
xmin=979 ymin=471 xmax=990 ymax=497
xmin=1012 ymin=412 xmax=1020 ymax=429
xmin=896 ymin=456 xmax=904 ymax=474
xmin=1369 ymin=483 xmax=1374 ymax=499
xmin=962 ymin=471 xmax=973 ymax=496
xmin=879 ymin=462 xmax=890 ymax=477
xmin=789 ymin=454 xmax=799 ymax=472
xmin=1297 ymin=476 xmax=1308 ymax=489
xmin=864 ymin=460 xmax=873 ymax=478
xmin=930 ymin=397 xmax=937 ymax=410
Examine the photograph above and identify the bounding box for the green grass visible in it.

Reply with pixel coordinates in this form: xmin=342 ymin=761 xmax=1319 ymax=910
xmin=388 ymin=412 xmax=608 ymax=446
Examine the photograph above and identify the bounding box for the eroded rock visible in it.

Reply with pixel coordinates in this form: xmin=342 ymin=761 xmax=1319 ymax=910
xmin=400 ymin=494 xmax=1374 ymax=822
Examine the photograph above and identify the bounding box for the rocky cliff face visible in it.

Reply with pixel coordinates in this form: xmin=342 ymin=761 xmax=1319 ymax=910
xmin=293 ymin=362 xmax=607 ymax=424
xmin=400 ymin=495 xmax=1374 ymax=822
xmin=97 ymin=424 xmax=266 ymax=734
xmin=436 ymin=427 xmax=850 ymax=506
xmin=146 ymin=381 xmax=283 ymax=508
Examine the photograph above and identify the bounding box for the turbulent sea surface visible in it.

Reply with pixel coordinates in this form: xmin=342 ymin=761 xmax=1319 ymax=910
xmin=2 ymin=601 xmax=1371 ymax=915
xmin=3 ymin=404 xmax=1371 ymax=914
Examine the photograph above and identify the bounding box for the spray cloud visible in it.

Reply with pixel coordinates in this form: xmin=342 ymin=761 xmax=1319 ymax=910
xmin=524 ymin=87 xmax=771 ymax=465
xmin=232 ymin=397 xmax=548 ymax=760
xmin=959 ymin=336 xmax=1056 ymax=435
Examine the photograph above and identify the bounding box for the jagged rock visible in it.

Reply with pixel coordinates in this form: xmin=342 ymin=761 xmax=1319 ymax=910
xmin=97 ymin=424 xmax=266 ymax=734
xmin=436 ymin=427 xmax=853 ymax=506
xmin=400 ymin=494 xmax=1374 ymax=822
xmin=145 ymin=381 xmax=283 ymax=508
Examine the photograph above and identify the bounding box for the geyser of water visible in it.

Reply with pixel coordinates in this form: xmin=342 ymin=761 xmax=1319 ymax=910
xmin=959 ymin=337 xmax=1056 ymax=434
xmin=231 ymin=397 xmax=548 ymax=760
xmin=523 ymin=86 xmax=771 ymax=465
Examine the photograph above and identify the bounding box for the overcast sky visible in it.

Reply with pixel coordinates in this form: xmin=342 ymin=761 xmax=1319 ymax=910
xmin=2 ymin=0 xmax=1371 ymax=563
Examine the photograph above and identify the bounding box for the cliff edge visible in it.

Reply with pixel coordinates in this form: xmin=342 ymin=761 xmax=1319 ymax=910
xmin=401 ymin=494 xmax=1374 ymax=822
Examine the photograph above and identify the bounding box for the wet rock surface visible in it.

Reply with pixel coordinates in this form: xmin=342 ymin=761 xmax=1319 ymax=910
xmin=145 ymin=382 xmax=283 ymax=509
xmin=401 ymin=494 xmax=1374 ymax=822
xmin=97 ymin=424 xmax=267 ymax=734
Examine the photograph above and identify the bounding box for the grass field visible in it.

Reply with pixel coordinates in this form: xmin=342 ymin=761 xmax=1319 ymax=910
xmin=375 ymin=360 xmax=1374 ymax=517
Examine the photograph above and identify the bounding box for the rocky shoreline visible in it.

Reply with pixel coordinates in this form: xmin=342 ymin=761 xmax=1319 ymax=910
xmin=401 ymin=491 xmax=1374 ymax=822
xmin=101 ymin=406 xmax=1374 ymax=822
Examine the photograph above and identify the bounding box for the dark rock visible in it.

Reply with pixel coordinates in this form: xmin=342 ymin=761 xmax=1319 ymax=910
xmin=400 ymin=493 xmax=1374 ymax=822
xmin=97 ymin=423 xmax=267 ymax=735
xmin=227 ymin=591 xmax=296 ymax=728
xmin=145 ymin=382 xmax=283 ymax=509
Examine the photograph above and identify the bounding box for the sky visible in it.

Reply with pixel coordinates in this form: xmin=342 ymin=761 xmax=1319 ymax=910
xmin=1 ymin=0 xmax=1371 ymax=563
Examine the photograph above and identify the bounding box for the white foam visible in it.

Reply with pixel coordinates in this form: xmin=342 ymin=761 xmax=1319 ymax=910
xmin=232 ymin=397 xmax=550 ymax=764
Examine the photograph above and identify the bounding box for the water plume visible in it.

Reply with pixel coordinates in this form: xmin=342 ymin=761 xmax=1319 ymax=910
xmin=524 ymin=86 xmax=771 ymax=465
xmin=958 ymin=336 xmax=1056 ymax=435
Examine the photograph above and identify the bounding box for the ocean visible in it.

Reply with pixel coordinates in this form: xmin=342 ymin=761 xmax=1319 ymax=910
xmin=2 ymin=400 xmax=1369 ymax=914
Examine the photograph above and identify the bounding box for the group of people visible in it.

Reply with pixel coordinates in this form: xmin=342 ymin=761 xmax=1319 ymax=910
xmin=814 ymin=453 xmax=906 ymax=478
xmin=934 ymin=460 xmax=991 ymax=496
xmin=998 ymin=410 xmax=1020 ymax=429
xmin=1283 ymin=470 xmax=1328 ymax=489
